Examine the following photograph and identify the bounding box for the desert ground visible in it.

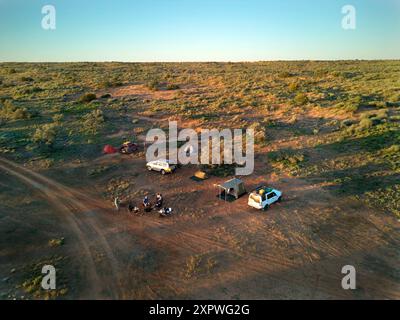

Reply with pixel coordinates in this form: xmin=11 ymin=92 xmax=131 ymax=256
xmin=0 ymin=61 xmax=399 ymax=299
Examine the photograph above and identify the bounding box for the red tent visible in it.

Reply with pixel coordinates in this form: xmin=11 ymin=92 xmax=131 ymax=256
xmin=103 ymin=144 xmax=118 ymax=154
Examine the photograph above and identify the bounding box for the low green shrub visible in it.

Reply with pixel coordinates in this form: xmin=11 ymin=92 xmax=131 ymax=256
xmin=166 ymin=83 xmax=180 ymax=90
xmin=23 ymin=87 xmax=43 ymax=94
xmin=100 ymin=79 xmax=122 ymax=88
xmin=279 ymin=71 xmax=292 ymax=78
xmin=79 ymin=93 xmax=97 ymax=103
xmin=81 ymin=109 xmax=105 ymax=134
xmin=293 ymin=93 xmax=308 ymax=105
xmin=268 ymin=150 xmax=307 ymax=174
xmin=356 ymin=118 xmax=373 ymax=132
xmin=32 ymin=123 xmax=58 ymax=147
xmin=147 ymin=80 xmax=160 ymax=91
xmin=0 ymin=100 xmax=31 ymax=121
xmin=20 ymin=76 xmax=34 ymax=82
xmin=288 ymin=82 xmax=299 ymax=92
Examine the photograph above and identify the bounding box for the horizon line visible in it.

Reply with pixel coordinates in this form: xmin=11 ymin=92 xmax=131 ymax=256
xmin=1 ymin=58 xmax=400 ymax=64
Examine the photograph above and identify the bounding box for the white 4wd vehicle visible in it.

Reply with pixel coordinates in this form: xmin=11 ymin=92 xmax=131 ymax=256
xmin=248 ymin=186 xmax=282 ymax=210
xmin=146 ymin=159 xmax=176 ymax=175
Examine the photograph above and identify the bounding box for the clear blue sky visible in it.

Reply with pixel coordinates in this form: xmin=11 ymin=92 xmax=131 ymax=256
xmin=0 ymin=0 xmax=399 ymax=61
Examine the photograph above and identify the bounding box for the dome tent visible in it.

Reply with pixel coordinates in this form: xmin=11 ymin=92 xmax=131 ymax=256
xmin=103 ymin=144 xmax=118 ymax=154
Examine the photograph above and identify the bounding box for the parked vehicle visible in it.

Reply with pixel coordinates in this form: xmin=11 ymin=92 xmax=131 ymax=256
xmin=248 ymin=186 xmax=282 ymax=210
xmin=146 ymin=159 xmax=177 ymax=175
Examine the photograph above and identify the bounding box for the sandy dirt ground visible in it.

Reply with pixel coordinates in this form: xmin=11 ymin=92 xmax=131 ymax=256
xmin=1 ymin=84 xmax=399 ymax=299
xmin=1 ymin=146 xmax=399 ymax=299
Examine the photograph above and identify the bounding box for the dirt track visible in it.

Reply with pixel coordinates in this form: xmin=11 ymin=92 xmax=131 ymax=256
xmin=1 ymin=154 xmax=399 ymax=299
xmin=0 ymin=157 xmax=122 ymax=299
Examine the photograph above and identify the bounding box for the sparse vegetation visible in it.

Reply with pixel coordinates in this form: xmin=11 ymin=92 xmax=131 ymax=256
xmin=166 ymin=83 xmax=180 ymax=90
xmin=48 ymin=237 xmax=65 ymax=247
xmin=79 ymin=93 xmax=97 ymax=103
xmin=0 ymin=100 xmax=32 ymax=121
xmin=147 ymin=80 xmax=160 ymax=91
xmin=293 ymin=93 xmax=308 ymax=105
xmin=288 ymin=82 xmax=299 ymax=92
xmin=200 ymin=164 xmax=237 ymax=177
xmin=1 ymin=60 xmax=399 ymax=300
xmin=81 ymin=109 xmax=105 ymax=135
xmin=18 ymin=256 xmax=69 ymax=299
xmin=0 ymin=61 xmax=398 ymax=220
xmin=100 ymin=79 xmax=122 ymax=88
xmin=362 ymin=185 xmax=400 ymax=218
xmin=184 ymin=253 xmax=217 ymax=279
xmin=32 ymin=123 xmax=58 ymax=148
xmin=356 ymin=118 xmax=374 ymax=132
xmin=268 ymin=150 xmax=307 ymax=175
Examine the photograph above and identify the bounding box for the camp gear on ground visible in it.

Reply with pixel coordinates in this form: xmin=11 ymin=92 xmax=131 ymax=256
xmin=119 ymin=141 xmax=138 ymax=155
xmin=104 ymin=141 xmax=137 ymax=155
xmin=159 ymin=207 xmax=173 ymax=217
xmin=129 ymin=205 xmax=140 ymax=215
xmin=194 ymin=171 xmax=208 ymax=180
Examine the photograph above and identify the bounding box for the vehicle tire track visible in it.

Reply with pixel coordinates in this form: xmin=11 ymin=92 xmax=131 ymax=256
xmin=0 ymin=157 xmax=353 ymax=298
xmin=0 ymin=158 xmax=121 ymax=299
